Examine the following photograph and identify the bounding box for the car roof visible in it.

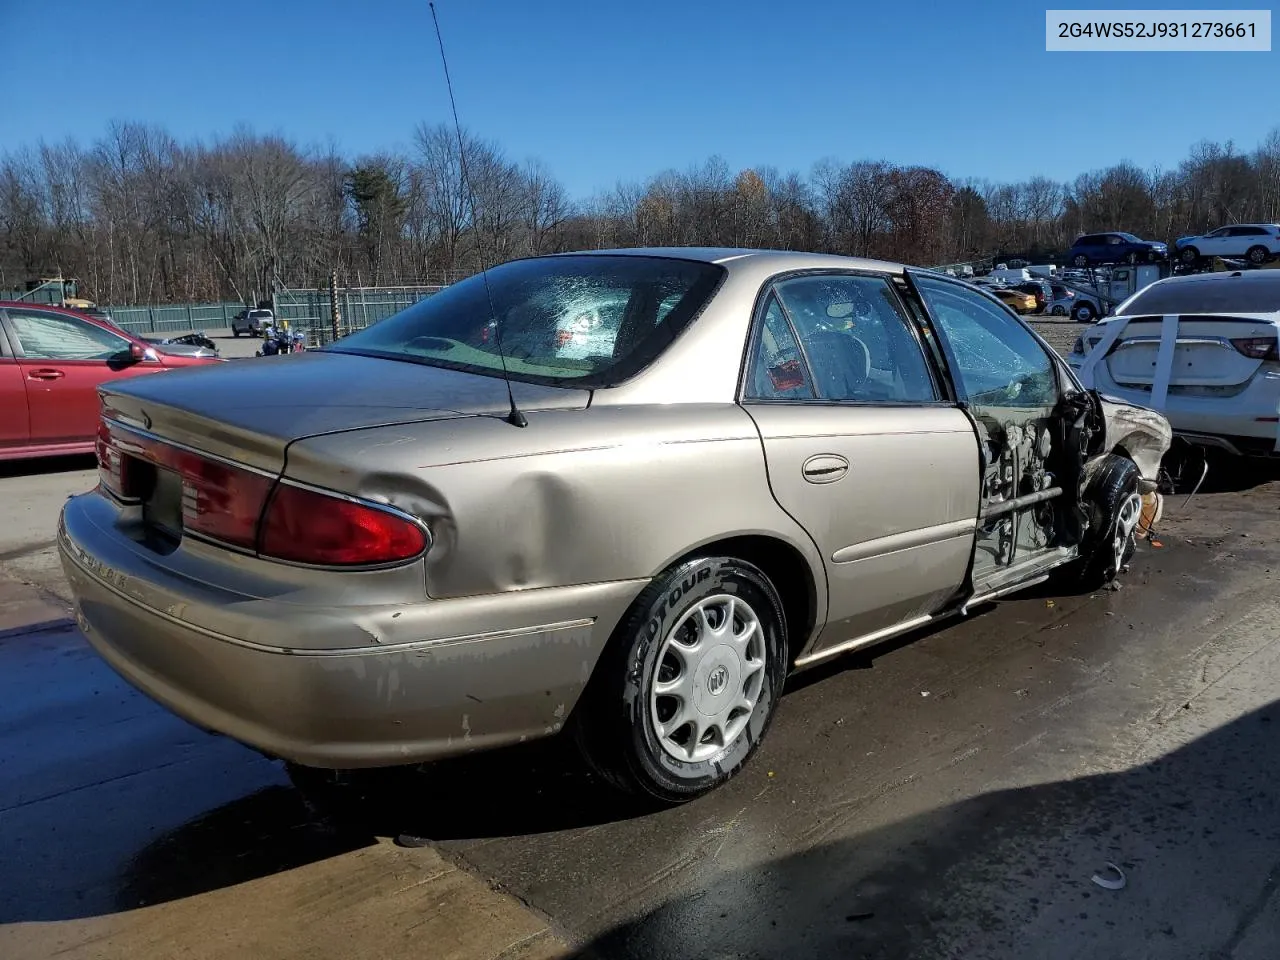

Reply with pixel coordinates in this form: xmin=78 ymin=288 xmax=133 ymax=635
xmin=1149 ymin=269 xmax=1280 ymax=291
xmin=548 ymin=247 xmax=907 ymax=275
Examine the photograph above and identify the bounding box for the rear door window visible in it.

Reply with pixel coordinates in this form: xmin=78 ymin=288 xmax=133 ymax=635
xmin=762 ymin=274 xmax=938 ymax=403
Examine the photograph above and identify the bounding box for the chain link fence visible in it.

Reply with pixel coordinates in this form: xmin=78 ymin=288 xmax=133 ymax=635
xmin=273 ymin=284 xmax=449 ymax=347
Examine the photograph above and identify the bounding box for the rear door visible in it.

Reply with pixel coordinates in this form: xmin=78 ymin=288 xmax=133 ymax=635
xmin=911 ymin=273 xmax=1073 ymax=593
xmin=741 ymin=271 xmax=979 ymax=653
xmin=0 ymin=321 xmax=30 ymax=453
xmin=2 ymin=307 xmax=161 ymax=445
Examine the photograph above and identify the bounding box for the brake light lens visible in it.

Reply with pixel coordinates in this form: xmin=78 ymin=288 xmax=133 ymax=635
xmin=97 ymin=418 xmax=428 ymax=566
xmin=1230 ymin=337 xmax=1280 ymax=361
xmin=260 ymin=483 xmax=428 ymax=566
xmin=178 ymin=453 xmax=273 ymax=548
xmin=97 ymin=418 xmax=271 ymax=548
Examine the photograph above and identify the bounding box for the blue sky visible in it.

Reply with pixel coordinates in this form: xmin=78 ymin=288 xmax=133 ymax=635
xmin=1 ymin=0 xmax=1275 ymax=197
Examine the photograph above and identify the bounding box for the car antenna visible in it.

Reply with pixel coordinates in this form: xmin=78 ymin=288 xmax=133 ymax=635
xmin=428 ymin=1 xmax=527 ymax=428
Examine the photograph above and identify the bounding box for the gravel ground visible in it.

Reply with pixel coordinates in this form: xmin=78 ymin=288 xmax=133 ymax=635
xmin=1029 ymin=315 xmax=1087 ymax=358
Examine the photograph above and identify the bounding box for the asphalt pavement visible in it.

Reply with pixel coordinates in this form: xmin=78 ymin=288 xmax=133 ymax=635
xmin=2 ymin=326 xmax=1279 ymax=959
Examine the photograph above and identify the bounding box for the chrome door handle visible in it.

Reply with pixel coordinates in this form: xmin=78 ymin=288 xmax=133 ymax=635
xmin=802 ymin=454 xmax=849 ymax=484
xmin=27 ymin=368 xmax=65 ymax=381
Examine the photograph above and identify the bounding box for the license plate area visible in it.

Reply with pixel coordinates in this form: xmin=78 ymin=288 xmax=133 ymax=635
xmin=141 ymin=464 xmax=184 ymax=548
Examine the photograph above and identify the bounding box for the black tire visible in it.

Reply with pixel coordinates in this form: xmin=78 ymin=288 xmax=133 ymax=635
xmin=1247 ymin=245 xmax=1269 ymax=265
xmin=1180 ymin=246 xmax=1199 ymax=265
xmin=574 ymin=556 xmax=787 ymax=803
xmin=232 ymin=328 xmax=242 ymax=337
xmin=1072 ymin=254 xmax=1089 ymax=268
xmin=1073 ymin=301 xmax=1097 ymax=323
xmin=1072 ymin=455 xmax=1142 ymax=588
xmin=1050 ymin=305 xmax=1067 ymax=317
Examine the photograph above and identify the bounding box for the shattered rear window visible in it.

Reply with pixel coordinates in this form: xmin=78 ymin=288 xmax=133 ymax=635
xmin=329 ymin=255 xmax=724 ymax=387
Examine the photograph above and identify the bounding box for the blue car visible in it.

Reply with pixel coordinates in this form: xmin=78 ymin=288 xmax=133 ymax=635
xmin=1067 ymin=232 xmax=1167 ymax=267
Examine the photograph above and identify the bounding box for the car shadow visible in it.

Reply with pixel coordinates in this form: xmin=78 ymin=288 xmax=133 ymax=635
xmin=0 ymin=453 xmax=96 ymax=479
xmin=287 ymin=737 xmax=657 ymax=845
xmin=561 ymin=699 xmax=1280 ymax=960
xmin=113 ymin=785 xmax=374 ymax=914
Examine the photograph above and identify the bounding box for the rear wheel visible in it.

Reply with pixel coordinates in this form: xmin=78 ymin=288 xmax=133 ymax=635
xmin=1072 ymin=301 xmax=1097 ymax=323
xmin=1050 ymin=305 xmax=1067 ymax=316
xmin=574 ymin=557 xmax=787 ymax=803
xmin=1247 ymin=245 xmax=1269 ymax=265
xmin=1072 ymin=254 xmax=1089 ymax=268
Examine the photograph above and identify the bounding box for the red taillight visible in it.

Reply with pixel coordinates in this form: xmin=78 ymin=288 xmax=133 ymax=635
xmin=260 ymin=483 xmax=427 ymax=566
xmin=1231 ymin=336 xmax=1280 ymax=361
xmin=97 ymin=418 xmax=271 ymax=549
xmin=175 ymin=451 xmax=273 ymax=549
xmin=96 ymin=420 xmax=134 ymax=499
xmin=97 ymin=418 xmax=428 ymax=566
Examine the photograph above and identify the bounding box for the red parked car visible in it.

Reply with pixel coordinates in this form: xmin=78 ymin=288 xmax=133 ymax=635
xmin=0 ymin=302 xmax=221 ymax=461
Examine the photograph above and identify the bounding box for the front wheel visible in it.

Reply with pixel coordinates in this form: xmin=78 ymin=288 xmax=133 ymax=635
xmin=574 ymin=557 xmax=787 ymax=803
xmin=1050 ymin=305 xmax=1067 ymax=316
xmin=1074 ymin=455 xmax=1143 ymax=588
xmin=1073 ymin=254 xmax=1089 ymax=268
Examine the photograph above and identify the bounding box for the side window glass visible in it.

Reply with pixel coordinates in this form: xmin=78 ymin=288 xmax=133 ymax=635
xmin=773 ymin=274 xmax=937 ymax=403
xmin=914 ymin=276 xmax=1058 ymax=409
xmin=7 ymin=311 xmax=130 ymax=361
xmin=745 ymin=295 xmax=815 ymax=400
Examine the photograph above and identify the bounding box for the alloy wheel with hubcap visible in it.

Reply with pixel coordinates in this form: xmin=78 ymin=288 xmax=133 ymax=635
xmin=651 ymin=594 xmax=766 ymax=763
xmin=574 ymin=556 xmax=787 ymax=802
xmin=1111 ymin=490 xmax=1144 ymax=576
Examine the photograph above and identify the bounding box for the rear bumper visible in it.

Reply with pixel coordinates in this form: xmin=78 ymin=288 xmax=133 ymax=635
xmin=1090 ymin=376 xmax=1280 ymax=453
xmin=58 ymin=492 xmax=645 ymax=768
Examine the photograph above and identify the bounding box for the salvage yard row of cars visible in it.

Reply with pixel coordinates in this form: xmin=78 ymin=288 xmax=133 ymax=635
xmin=48 ymin=247 xmax=1183 ymax=802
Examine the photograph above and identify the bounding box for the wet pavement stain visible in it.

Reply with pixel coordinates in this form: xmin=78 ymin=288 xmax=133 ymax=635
xmin=0 ymin=474 xmax=1278 ymax=959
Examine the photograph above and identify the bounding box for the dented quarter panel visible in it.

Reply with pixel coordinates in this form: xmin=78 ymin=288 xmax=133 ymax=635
xmin=282 ymin=403 xmax=829 ymax=633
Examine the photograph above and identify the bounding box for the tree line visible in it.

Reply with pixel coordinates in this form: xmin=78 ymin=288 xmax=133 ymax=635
xmin=3 ymin=120 xmax=1280 ymax=306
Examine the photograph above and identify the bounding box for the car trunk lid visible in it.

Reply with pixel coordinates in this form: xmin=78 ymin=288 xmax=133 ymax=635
xmin=99 ymin=350 xmax=591 ymax=474
xmin=1103 ymin=314 xmax=1277 ymax=395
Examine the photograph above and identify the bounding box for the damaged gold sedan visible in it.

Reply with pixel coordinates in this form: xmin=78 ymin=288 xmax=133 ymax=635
xmin=60 ymin=250 xmax=1171 ymax=802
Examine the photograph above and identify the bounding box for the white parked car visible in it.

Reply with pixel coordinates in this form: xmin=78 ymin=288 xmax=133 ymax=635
xmin=1174 ymin=224 xmax=1280 ymax=266
xmin=1068 ymin=270 xmax=1280 ymax=457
